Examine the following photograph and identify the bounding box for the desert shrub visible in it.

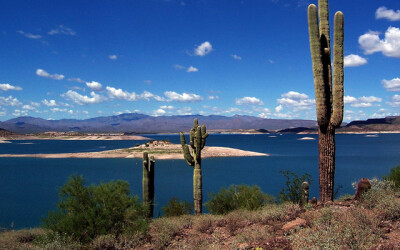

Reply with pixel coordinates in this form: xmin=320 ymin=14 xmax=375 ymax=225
xmin=0 ymin=229 xmax=46 ymax=249
xmin=205 ymin=184 xmax=275 ymax=215
xmin=278 ymin=170 xmax=312 ymax=203
xmin=42 ymin=175 xmax=149 ymax=243
xmin=149 ymin=215 xmax=192 ymax=249
xmin=358 ymin=178 xmax=400 ymax=220
xmin=383 ymin=165 xmax=400 ymax=188
xmin=289 ymin=207 xmax=381 ymax=249
xmin=33 ymin=232 xmax=82 ymax=249
xmin=162 ymin=197 xmax=193 ymax=217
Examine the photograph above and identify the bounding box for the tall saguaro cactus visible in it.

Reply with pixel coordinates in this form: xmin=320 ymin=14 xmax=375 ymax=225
xmin=180 ymin=119 xmax=208 ymax=215
xmin=308 ymin=0 xmax=344 ymax=203
xmin=142 ymin=152 xmax=155 ymax=218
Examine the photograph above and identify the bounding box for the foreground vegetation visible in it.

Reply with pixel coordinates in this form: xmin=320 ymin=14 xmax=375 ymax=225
xmin=2 ymin=177 xmax=400 ymax=249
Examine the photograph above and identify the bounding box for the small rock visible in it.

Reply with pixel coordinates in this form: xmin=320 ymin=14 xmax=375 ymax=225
xmin=282 ymin=218 xmax=307 ymax=232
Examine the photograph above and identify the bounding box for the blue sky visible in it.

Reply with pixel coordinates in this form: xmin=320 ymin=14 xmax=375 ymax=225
xmin=0 ymin=0 xmax=399 ymax=122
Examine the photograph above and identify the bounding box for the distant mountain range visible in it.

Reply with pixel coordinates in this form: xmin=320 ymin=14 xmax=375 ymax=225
xmin=0 ymin=113 xmax=317 ymax=134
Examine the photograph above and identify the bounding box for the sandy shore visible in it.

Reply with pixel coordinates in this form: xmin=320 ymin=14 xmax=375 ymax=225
xmin=0 ymin=141 xmax=268 ymax=159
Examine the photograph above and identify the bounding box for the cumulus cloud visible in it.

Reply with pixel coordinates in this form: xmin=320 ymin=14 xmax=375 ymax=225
xmin=48 ymin=25 xmax=76 ymax=36
xmin=275 ymin=105 xmax=283 ymax=112
xmin=160 ymin=105 xmax=174 ymax=110
xmin=0 ymin=83 xmax=22 ymax=91
xmin=86 ymin=81 xmax=103 ymax=91
xmin=106 ymin=87 xmax=164 ymax=101
xmin=382 ymin=78 xmax=400 ymax=91
xmin=344 ymin=95 xmax=382 ymax=107
xmin=153 ymin=108 xmax=166 ymax=116
xmin=387 ymin=95 xmax=400 ymax=107
xmin=62 ymin=90 xmax=106 ymax=105
xmin=12 ymin=109 xmax=28 ymax=117
xmin=0 ymin=96 xmax=22 ymax=106
xmin=164 ymin=91 xmax=203 ymax=102
xmin=51 ymin=108 xmax=68 ymax=112
xmin=194 ymin=41 xmax=213 ymax=56
xmin=187 ymin=66 xmax=199 ymax=72
xmin=36 ymin=69 xmax=65 ymax=80
xmin=235 ymin=96 xmax=264 ymax=106
xmin=231 ymin=54 xmax=242 ymax=60
xmin=359 ymin=27 xmax=400 ymax=58
xmin=277 ymin=91 xmax=315 ymax=111
xmin=376 ymin=7 xmax=400 ymax=21
xmin=108 ymin=55 xmax=118 ymax=60
xmin=22 ymin=105 xmax=37 ymax=111
xmin=344 ymin=54 xmax=368 ymax=67
xmin=17 ymin=30 xmax=41 ymax=39
xmin=42 ymin=99 xmax=58 ymax=107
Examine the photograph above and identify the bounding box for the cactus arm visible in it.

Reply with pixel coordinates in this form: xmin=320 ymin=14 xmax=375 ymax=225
xmin=308 ymin=4 xmax=329 ymax=127
xmin=189 ymin=128 xmax=195 ymax=149
xmin=318 ymin=0 xmax=330 ymax=49
xmin=200 ymin=125 xmax=208 ymax=149
xmin=331 ymin=11 xmax=344 ymax=128
xmin=194 ymin=127 xmax=201 ymax=157
xmin=180 ymin=132 xmax=194 ymax=166
xmin=142 ymin=152 xmax=149 ymax=205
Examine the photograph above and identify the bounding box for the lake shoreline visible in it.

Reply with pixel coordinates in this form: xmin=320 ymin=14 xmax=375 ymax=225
xmin=0 ymin=140 xmax=268 ymax=159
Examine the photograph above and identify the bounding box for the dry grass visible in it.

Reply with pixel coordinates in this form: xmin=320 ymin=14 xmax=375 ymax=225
xmin=0 ymin=228 xmax=46 ymax=249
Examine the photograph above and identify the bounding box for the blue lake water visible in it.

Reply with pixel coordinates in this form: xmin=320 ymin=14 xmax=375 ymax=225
xmin=1 ymin=133 xmax=400 ymax=229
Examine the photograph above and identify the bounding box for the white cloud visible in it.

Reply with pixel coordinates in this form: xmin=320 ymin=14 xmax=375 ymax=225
xmin=82 ymin=111 xmax=89 ymax=114
xmin=22 ymin=105 xmax=37 ymax=111
xmin=0 ymin=96 xmax=22 ymax=106
xmin=160 ymin=105 xmax=174 ymax=110
xmin=106 ymin=87 xmax=164 ymax=101
xmin=17 ymin=30 xmax=41 ymax=39
xmin=208 ymin=95 xmax=219 ymax=100
xmin=344 ymin=95 xmax=382 ymax=107
xmin=231 ymin=54 xmax=242 ymax=60
xmin=36 ymin=69 xmax=65 ymax=80
xmin=275 ymin=105 xmax=283 ymax=112
xmin=0 ymin=83 xmax=22 ymax=91
xmin=68 ymin=77 xmax=84 ymax=83
xmin=359 ymin=27 xmax=400 ymax=58
xmin=376 ymin=7 xmax=400 ymax=21
xmin=42 ymin=99 xmax=58 ymax=107
xmin=382 ymin=78 xmax=400 ymax=91
xmin=153 ymin=108 xmax=166 ymax=116
xmin=344 ymin=54 xmax=367 ymax=67
xmin=277 ymin=91 xmax=315 ymax=111
xmin=12 ymin=109 xmax=28 ymax=117
xmin=194 ymin=41 xmax=213 ymax=56
xmin=86 ymin=81 xmax=103 ymax=91
xmin=258 ymin=113 xmax=269 ymax=118
xmin=187 ymin=66 xmax=199 ymax=72
xmin=235 ymin=96 xmax=264 ymax=105
xmin=164 ymin=91 xmax=203 ymax=102
xmin=387 ymin=94 xmax=400 ymax=107
xmin=51 ymin=108 xmax=68 ymax=112
xmin=108 ymin=55 xmax=118 ymax=60
xmin=62 ymin=90 xmax=106 ymax=105
xmin=48 ymin=25 xmax=76 ymax=36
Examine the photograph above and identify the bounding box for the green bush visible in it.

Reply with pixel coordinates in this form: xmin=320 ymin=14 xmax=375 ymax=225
xmin=162 ymin=197 xmax=193 ymax=217
xmin=383 ymin=165 xmax=400 ymax=188
xmin=42 ymin=175 xmax=149 ymax=243
xmin=205 ymin=184 xmax=275 ymax=215
xmin=278 ymin=170 xmax=312 ymax=203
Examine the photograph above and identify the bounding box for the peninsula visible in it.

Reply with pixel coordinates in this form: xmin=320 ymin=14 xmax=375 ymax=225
xmin=0 ymin=140 xmax=268 ymax=159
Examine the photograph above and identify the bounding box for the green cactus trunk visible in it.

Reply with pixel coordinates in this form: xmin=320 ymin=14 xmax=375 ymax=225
xmin=142 ymin=152 xmax=155 ymax=218
xmin=180 ymin=119 xmax=208 ymax=215
xmin=308 ymin=0 xmax=344 ymax=203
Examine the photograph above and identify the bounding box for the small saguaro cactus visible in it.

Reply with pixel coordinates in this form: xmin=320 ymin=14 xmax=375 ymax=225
xmin=180 ymin=119 xmax=208 ymax=215
xmin=142 ymin=152 xmax=155 ymax=218
xmin=300 ymin=181 xmax=310 ymax=207
xmin=307 ymin=0 xmax=344 ymax=203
